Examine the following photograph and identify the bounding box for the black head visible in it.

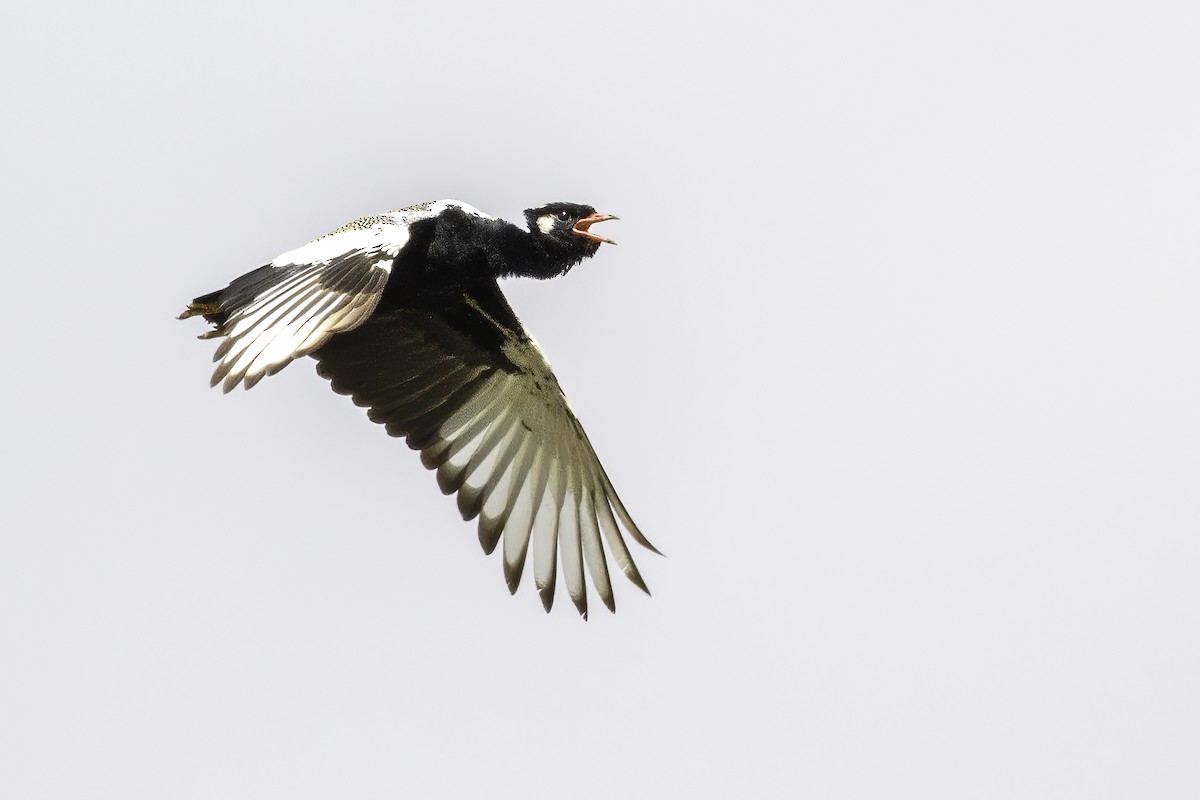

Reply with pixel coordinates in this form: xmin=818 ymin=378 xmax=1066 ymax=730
xmin=523 ymin=202 xmax=619 ymax=253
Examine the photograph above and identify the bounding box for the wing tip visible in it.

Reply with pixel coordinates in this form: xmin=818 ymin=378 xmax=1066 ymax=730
xmin=569 ymin=591 xmax=588 ymax=620
xmin=478 ymin=520 xmax=502 ymax=555
xmin=600 ymin=592 xmax=616 ymax=614
xmin=504 ymin=559 xmax=523 ymax=595
xmin=457 ymin=485 xmax=485 ymax=521
xmin=627 ymin=568 xmax=652 ymax=596
xmin=537 ymin=580 xmax=555 ymax=613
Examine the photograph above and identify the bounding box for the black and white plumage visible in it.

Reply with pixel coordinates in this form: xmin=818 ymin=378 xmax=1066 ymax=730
xmin=180 ymin=199 xmax=656 ymax=617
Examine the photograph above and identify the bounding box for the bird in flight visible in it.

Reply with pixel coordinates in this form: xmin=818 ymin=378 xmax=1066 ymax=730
xmin=180 ymin=199 xmax=657 ymax=618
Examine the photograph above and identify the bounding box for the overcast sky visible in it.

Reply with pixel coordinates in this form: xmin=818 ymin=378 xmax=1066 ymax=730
xmin=3 ymin=2 xmax=1198 ymax=798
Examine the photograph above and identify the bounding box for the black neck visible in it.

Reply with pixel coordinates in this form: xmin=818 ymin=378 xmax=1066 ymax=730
xmin=391 ymin=207 xmax=593 ymax=298
xmin=494 ymin=222 xmax=591 ymax=280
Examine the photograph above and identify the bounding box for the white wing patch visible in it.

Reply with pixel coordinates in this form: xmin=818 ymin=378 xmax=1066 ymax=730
xmin=424 ymin=199 xmax=493 ymax=221
xmin=271 ymin=226 xmax=409 ymax=266
xmin=268 ymin=199 xmax=492 ymax=266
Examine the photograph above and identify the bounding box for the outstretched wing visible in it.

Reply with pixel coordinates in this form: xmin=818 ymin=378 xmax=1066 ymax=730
xmin=182 ymin=200 xmax=491 ymax=392
xmin=311 ymin=281 xmax=658 ymax=618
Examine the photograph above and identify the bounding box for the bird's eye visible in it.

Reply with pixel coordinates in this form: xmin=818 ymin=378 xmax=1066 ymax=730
xmin=555 ymin=210 xmax=572 ymax=222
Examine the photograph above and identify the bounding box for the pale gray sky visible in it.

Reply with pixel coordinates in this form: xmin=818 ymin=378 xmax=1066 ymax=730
xmin=3 ymin=2 xmax=1198 ymax=798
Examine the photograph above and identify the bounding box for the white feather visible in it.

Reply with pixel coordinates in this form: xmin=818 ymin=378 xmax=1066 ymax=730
xmin=270 ymin=228 xmax=388 ymax=267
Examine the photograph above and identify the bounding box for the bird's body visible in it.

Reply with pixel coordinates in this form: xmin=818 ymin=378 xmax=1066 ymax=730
xmin=181 ymin=200 xmax=654 ymax=617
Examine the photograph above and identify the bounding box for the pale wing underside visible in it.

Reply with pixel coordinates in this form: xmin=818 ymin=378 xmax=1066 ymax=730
xmin=206 ymin=255 xmax=391 ymax=391
xmin=187 ymin=200 xmax=493 ymax=393
xmin=311 ymin=300 xmax=657 ymax=618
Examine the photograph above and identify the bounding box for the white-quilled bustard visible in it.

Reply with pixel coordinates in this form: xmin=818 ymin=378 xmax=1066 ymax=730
xmin=180 ymin=200 xmax=658 ymax=618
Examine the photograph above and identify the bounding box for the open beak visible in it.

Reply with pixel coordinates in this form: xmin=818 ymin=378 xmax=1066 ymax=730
xmin=572 ymin=213 xmax=619 ymax=245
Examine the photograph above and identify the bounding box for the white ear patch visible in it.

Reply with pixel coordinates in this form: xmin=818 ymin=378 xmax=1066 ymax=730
xmin=536 ymin=215 xmax=556 ymax=235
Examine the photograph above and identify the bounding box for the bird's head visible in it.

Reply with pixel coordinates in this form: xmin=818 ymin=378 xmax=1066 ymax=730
xmin=524 ymin=202 xmax=619 ymax=255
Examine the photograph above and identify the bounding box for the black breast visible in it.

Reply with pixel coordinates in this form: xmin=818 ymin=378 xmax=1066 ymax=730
xmin=369 ymin=214 xmax=525 ymax=372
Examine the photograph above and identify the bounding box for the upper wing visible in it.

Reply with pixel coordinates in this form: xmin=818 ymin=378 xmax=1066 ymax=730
xmin=310 ymin=281 xmax=658 ymax=617
xmin=182 ymin=200 xmax=492 ymax=392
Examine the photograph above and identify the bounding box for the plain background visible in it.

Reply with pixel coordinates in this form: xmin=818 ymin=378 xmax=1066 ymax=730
xmin=2 ymin=2 xmax=1198 ymax=797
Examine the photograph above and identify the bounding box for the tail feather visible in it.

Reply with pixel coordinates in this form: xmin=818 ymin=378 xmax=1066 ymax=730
xmin=178 ymin=265 xmax=278 ymax=325
xmin=178 ymin=290 xmax=224 ymax=322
